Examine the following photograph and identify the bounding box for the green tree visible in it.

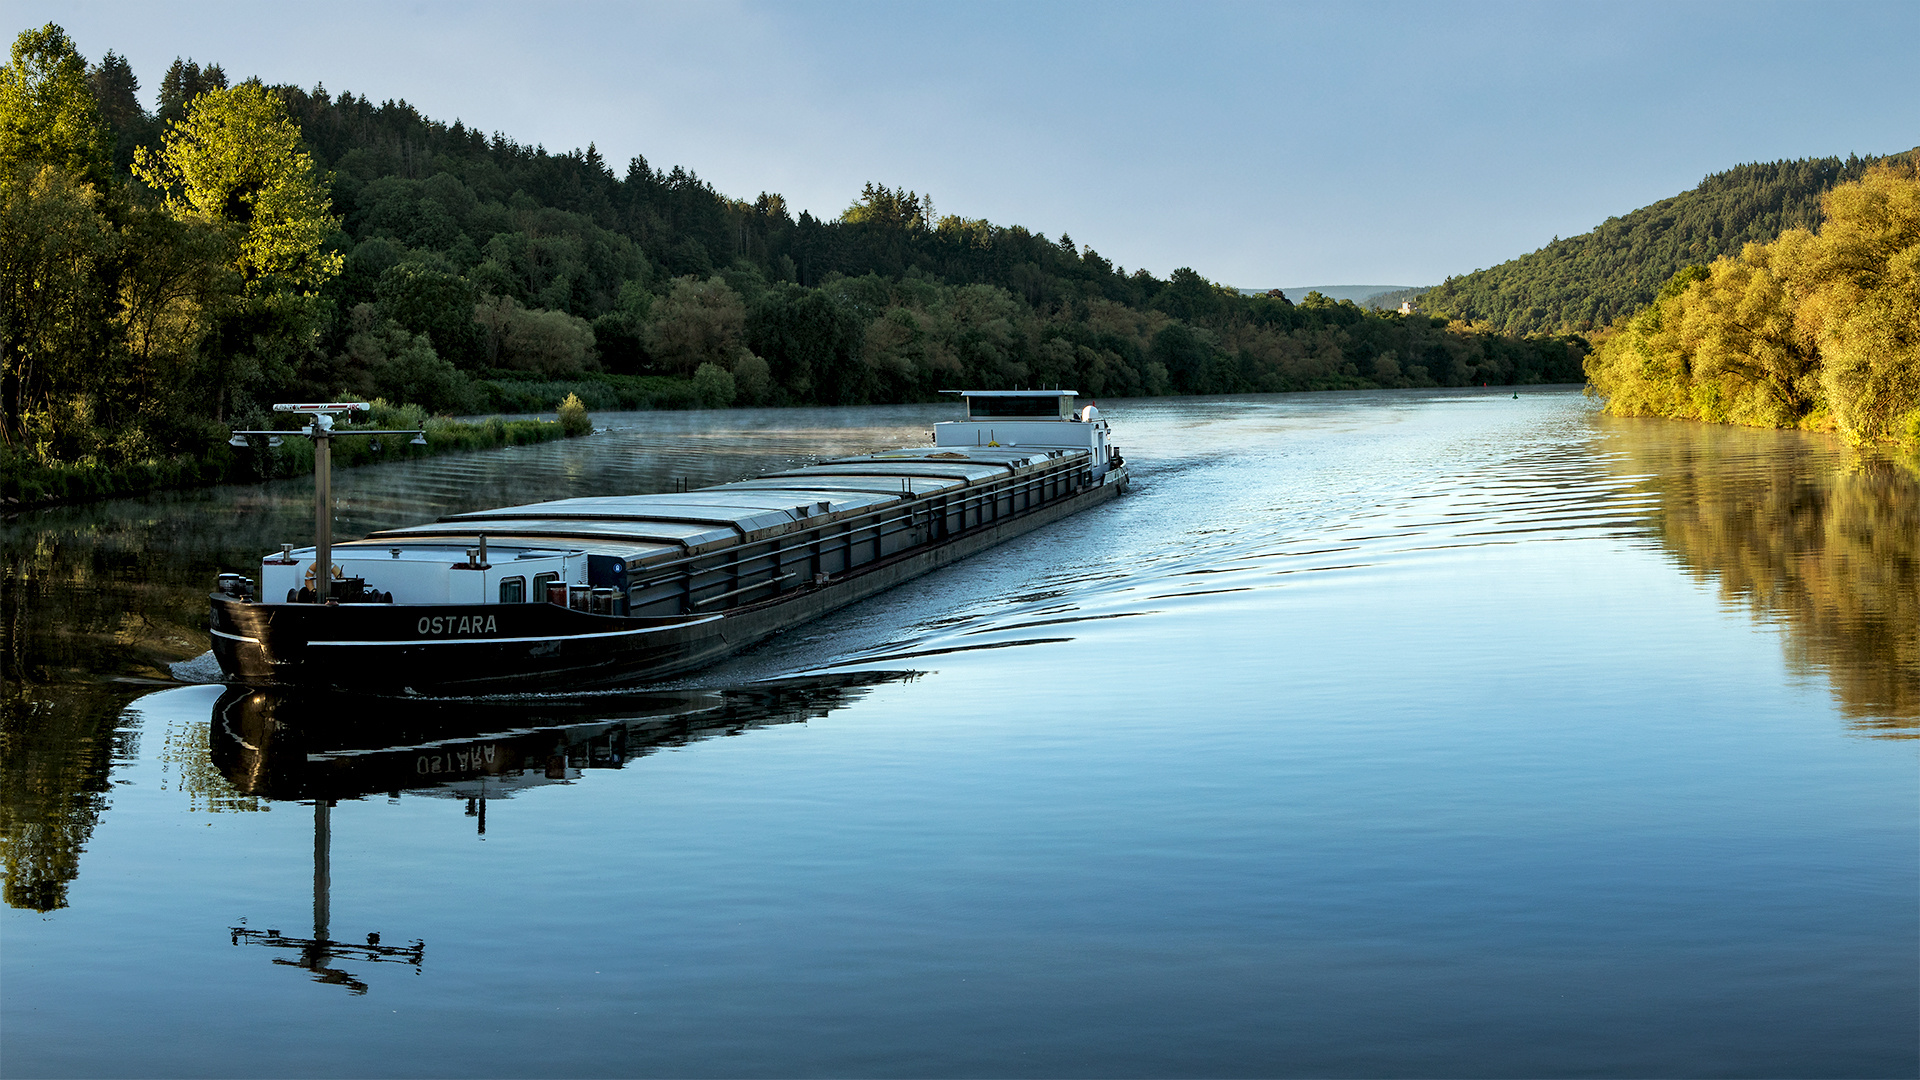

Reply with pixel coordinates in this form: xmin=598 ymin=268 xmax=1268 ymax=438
xmin=1683 ymin=233 xmax=1822 ymax=425
xmin=1149 ymin=323 xmax=1214 ymax=393
xmin=85 ymin=50 xmax=150 ymax=175
xmin=840 ymin=182 xmax=934 ymax=231
xmin=691 ymin=361 xmax=736 ymax=408
xmin=731 ymin=352 xmax=772 ymax=404
xmin=1420 ymin=152 xmax=1913 ymax=334
xmin=132 ymin=81 xmax=340 ymax=296
xmin=370 ymin=334 xmax=471 ymax=415
xmin=377 ymin=261 xmax=481 ymax=364
xmin=473 ymin=295 xmax=598 ymax=376
xmin=1587 ymin=165 xmax=1920 ymax=446
xmin=590 ymin=280 xmax=654 ymax=374
xmin=1804 ymin=163 xmax=1920 ymax=444
xmin=155 ymin=58 xmax=226 ymax=124
xmin=112 ymin=207 xmax=237 ymax=441
xmin=0 ymin=24 xmax=118 ymax=452
xmin=130 ymin=81 xmax=342 ymax=422
xmin=0 ymin=24 xmax=112 ymax=190
xmin=85 ymin=51 xmax=141 ymax=131
xmin=556 ymin=391 xmax=591 ymax=436
xmin=0 ymin=166 xmax=115 ymax=453
xmin=646 ymin=275 xmax=746 ymax=375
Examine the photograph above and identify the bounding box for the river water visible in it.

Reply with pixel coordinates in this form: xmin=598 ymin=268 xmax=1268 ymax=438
xmin=3 ymin=388 xmax=1915 ymax=1077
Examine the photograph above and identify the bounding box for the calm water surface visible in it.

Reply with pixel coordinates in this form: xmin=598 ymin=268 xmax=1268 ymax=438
xmin=3 ymin=388 xmax=1915 ymax=1077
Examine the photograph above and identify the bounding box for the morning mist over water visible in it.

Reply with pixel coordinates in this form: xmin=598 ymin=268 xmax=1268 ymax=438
xmin=3 ymin=389 xmax=1913 ymax=1075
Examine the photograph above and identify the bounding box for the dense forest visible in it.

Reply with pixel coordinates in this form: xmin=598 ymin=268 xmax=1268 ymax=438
xmin=1 ymin=23 xmax=1588 ymax=502
xmin=1419 ymin=153 xmax=1916 ymax=335
xmin=1585 ymin=164 xmax=1920 ymax=447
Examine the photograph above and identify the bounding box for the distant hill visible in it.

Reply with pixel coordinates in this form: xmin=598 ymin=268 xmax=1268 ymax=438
xmin=1361 ymin=287 xmax=1427 ymax=311
xmin=1417 ymin=150 xmax=1919 ymax=335
xmin=1239 ymin=285 xmax=1423 ymax=305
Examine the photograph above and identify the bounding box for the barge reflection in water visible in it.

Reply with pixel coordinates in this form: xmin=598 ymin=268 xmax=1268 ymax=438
xmin=206 ymin=674 xmax=913 ymax=996
xmin=227 ymin=800 xmax=426 ymax=997
xmin=208 ymin=673 xmax=917 ymax=805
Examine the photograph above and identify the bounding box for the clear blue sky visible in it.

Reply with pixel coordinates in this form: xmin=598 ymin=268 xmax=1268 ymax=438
xmin=14 ymin=0 xmax=1918 ymax=287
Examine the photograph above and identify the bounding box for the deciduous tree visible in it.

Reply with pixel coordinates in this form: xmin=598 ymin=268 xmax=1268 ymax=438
xmin=646 ymin=276 xmax=746 ymax=375
xmin=0 ymin=24 xmax=111 ymax=190
xmin=132 ymin=81 xmax=340 ymax=297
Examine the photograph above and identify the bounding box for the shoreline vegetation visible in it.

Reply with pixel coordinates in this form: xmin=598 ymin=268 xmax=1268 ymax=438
xmin=1584 ymin=164 xmax=1920 ymax=449
xmin=1 ymin=394 xmax=591 ymax=510
xmin=3 ymin=25 xmax=1913 ymax=513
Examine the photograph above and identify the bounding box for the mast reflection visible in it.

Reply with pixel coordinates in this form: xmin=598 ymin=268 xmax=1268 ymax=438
xmin=229 ymin=801 xmax=425 ymax=995
xmin=210 ymin=672 xmax=914 ymax=993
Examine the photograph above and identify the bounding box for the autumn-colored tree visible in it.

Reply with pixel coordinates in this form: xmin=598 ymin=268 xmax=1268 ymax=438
xmin=1802 ymin=163 xmax=1920 ymax=445
xmin=1588 ymin=163 xmax=1919 ymax=446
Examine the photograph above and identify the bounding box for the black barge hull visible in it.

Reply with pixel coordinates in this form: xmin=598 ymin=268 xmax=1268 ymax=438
xmin=212 ymin=467 xmax=1124 ymax=694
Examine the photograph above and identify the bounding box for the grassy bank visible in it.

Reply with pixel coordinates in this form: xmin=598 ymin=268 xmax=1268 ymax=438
xmin=1 ymin=398 xmax=592 ymax=510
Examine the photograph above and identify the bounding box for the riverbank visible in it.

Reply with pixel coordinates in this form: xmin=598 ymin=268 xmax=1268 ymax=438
xmin=5 ymin=380 xmax=1581 ymax=511
xmin=470 ymin=371 xmax=719 ymax=413
xmin=1 ymin=397 xmax=593 ymax=511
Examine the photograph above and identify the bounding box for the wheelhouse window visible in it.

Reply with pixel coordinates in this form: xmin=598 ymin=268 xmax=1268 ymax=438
xmin=499 ymin=576 xmax=526 ymax=604
xmin=533 ymin=571 xmax=559 ymax=603
xmin=966 ymin=394 xmax=1073 ymax=419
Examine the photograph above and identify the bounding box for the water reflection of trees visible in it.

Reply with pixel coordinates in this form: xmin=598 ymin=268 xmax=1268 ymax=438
xmin=1 ymin=491 xmax=296 ymax=911
xmin=0 ymin=684 xmax=141 ymax=910
xmin=1604 ymin=418 xmax=1918 ymax=735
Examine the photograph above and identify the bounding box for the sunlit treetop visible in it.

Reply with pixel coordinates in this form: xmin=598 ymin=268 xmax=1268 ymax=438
xmin=132 ymin=80 xmax=342 ymax=296
xmin=840 ymin=182 xmax=936 ymax=232
xmin=0 ymin=23 xmax=113 ymax=190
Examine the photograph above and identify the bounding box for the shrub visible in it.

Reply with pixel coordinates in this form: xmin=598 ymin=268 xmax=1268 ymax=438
xmin=691 ymin=363 xmax=736 ymax=409
xmin=557 ymin=392 xmax=592 ymax=436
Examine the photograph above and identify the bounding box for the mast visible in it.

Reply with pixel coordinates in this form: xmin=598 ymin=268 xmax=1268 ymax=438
xmin=228 ymin=403 xmax=425 ymax=602
xmin=313 ymin=420 xmax=332 ymax=596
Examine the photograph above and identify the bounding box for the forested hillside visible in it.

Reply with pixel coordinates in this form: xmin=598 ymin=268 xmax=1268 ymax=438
xmin=262 ymin=80 xmax=1587 ymax=406
xmin=1420 ymin=153 xmax=1916 ymax=335
xmin=2 ymin=24 xmax=1589 ymax=503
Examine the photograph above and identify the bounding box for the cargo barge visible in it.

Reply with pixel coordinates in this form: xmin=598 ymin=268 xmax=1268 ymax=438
xmin=209 ymin=391 xmax=1127 ymax=694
